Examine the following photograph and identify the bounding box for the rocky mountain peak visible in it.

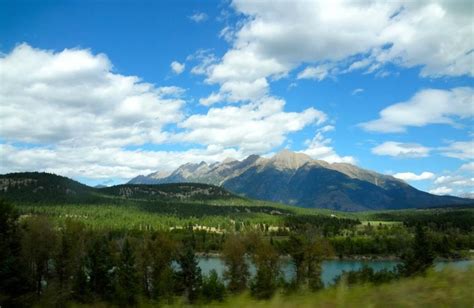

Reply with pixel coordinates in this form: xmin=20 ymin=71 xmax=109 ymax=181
xmin=270 ymin=149 xmax=313 ymax=170
xmin=222 ymin=157 xmax=237 ymax=164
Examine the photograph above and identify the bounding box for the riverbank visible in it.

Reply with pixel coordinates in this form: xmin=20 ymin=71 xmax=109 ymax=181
xmin=196 ymin=252 xmax=473 ymax=262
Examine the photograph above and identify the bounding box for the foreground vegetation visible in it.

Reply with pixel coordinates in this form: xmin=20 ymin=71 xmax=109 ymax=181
xmin=1 ymin=199 xmax=473 ymax=307
xmin=211 ymin=267 xmax=474 ymax=308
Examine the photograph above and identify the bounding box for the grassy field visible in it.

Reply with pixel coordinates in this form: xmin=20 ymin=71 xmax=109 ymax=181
xmin=200 ymin=266 xmax=474 ymax=308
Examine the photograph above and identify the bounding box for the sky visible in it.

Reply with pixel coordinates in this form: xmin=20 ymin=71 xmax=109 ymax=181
xmin=0 ymin=0 xmax=473 ymax=196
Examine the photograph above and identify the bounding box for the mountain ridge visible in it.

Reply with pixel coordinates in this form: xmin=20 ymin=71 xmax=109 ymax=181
xmin=129 ymin=150 xmax=470 ymax=211
xmin=0 ymin=172 xmax=239 ymax=204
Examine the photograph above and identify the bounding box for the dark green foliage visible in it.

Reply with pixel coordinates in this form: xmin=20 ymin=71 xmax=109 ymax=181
xmin=202 ymin=270 xmax=226 ymax=302
xmin=0 ymin=200 xmax=34 ymax=306
xmin=116 ymin=238 xmax=140 ymax=305
xmin=373 ymin=209 xmax=474 ymax=232
xmin=250 ymin=236 xmax=280 ymax=299
xmin=100 ymin=183 xmax=237 ymax=201
xmin=71 ymin=257 xmax=90 ymax=303
xmin=87 ymin=236 xmax=116 ymax=300
xmin=0 ymin=172 xmax=101 ymax=204
xmin=136 ymin=233 xmax=177 ymax=302
xmin=177 ymin=241 xmax=202 ymax=303
xmin=286 ymin=235 xmax=333 ymax=291
xmin=222 ymin=234 xmax=249 ymax=293
xmin=398 ymin=225 xmax=435 ymax=276
xmin=285 ymin=215 xmax=360 ymax=235
xmin=334 ymin=265 xmax=398 ymax=285
xmin=21 ymin=216 xmax=58 ymax=295
xmin=54 ymin=219 xmax=87 ymax=303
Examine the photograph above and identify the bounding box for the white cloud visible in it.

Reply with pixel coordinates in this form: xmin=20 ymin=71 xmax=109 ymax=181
xmin=189 ymin=50 xmax=218 ymax=76
xmin=317 ymin=125 xmax=335 ymax=133
xmin=428 ymin=163 xmax=474 ymax=197
xmin=460 ymin=162 xmax=474 ymax=172
xmin=297 ymin=64 xmax=332 ymax=81
xmin=439 ymin=141 xmax=474 ymax=160
xmin=352 ymin=88 xmax=364 ymax=95
xmin=177 ymin=96 xmax=326 ymax=154
xmin=434 ymin=175 xmax=474 ymax=187
xmin=429 ymin=186 xmax=453 ymax=195
xmin=300 ymin=132 xmax=355 ymax=164
xmin=0 ymin=43 xmax=184 ymax=147
xmin=372 ymin=141 xmax=431 ymax=158
xmin=0 ymin=144 xmax=246 ymax=180
xmin=199 ymin=92 xmax=223 ymax=106
xmin=203 ymin=0 xmax=473 ymax=104
xmin=189 ymin=12 xmax=208 ymax=23
xmin=170 ymin=61 xmax=185 ymax=74
xmin=360 ymin=87 xmax=474 ymax=133
xmin=393 ymin=171 xmax=435 ymax=181
xmin=0 ymin=44 xmax=327 ymax=182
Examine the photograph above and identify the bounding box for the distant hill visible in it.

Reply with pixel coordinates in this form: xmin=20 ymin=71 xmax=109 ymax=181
xmin=129 ymin=150 xmax=472 ymax=211
xmin=0 ymin=172 xmax=239 ymax=204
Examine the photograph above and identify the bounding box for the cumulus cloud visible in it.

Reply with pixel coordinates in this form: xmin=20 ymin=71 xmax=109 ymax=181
xmin=428 ymin=163 xmax=474 ymax=197
xmin=189 ymin=49 xmax=218 ymax=76
xmin=203 ymin=0 xmax=473 ymax=103
xmin=170 ymin=61 xmax=185 ymax=74
xmin=439 ymin=141 xmax=474 ymax=160
xmin=372 ymin=141 xmax=431 ymax=158
xmin=297 ymin=64 xmax=333 ymax=81
xmin=300 ymin=132 xmax=355 ymax=164
xmin=429 ymin=186 xmax=453 ymax=195
xmin=0 ymin=44 xmax=327 ymax=181
xmin=0 ymin=43 xmax=185 ymax=147
xmin=360 ymin=87 xmax=474 ymax=133
xmin=393 ymin=171 xmax=435 ymax=181
xmin=189 ymin=12 xmax=208 ymax=23
xmin=0 ymin=144 xmax=246 ymax=181
xmin=434 ymin=175 xmax=474 ymax=187
xmin=199 ymin=92 xmax=224 ymax=106
xmin=177 ymin=96 xmax=326 ymax=154
xmin=460 ymin=162 xmax=474 ymax=172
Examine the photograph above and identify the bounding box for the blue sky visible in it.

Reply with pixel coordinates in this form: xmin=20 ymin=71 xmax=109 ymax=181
xmin=0 ymin=0 xmax=473 ymax=196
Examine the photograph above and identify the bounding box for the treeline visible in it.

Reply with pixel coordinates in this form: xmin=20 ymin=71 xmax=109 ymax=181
xmin=372 ymin=210 xmax=474 ymax=232
xmin=284 ymin=215 xmax=360 ymax=236
xmin=0 ymin=200 xmax=333 ymax=306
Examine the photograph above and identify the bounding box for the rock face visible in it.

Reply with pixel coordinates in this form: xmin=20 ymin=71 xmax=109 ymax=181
xmin=129 ymin=150 xmax=471 ymax=211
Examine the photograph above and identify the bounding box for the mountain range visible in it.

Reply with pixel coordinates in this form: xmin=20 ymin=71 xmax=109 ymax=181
xmin=129 ymin=150 xmax=470 ymax=211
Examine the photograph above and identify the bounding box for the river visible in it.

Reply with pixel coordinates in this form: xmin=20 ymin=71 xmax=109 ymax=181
xmin=197 ymin=257 xmax=474 ymax=286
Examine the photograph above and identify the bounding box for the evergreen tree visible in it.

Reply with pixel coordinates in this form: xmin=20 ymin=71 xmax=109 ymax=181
xmin=287 ymin=235 xmax=305 ymax=287
xmin=116 ymin=238 xmax=140 ymax=305
xmin=287 ymin=235 xmax=332 ymax=291
xmin=202 ymin=270 xmax=225 ymax=302
xmin=71 ymin=257 xmax=90 ymax=303
xmin=398 ymin=224 xmax=435 ymax=276
xmin=177 ymin=241 xmax=202 ymax=303
xmin=21 ymin=216 xmax=58 ymax=296
xmin=250 ymin=236 xmax=280 ymax=299
xmin=87 ymin=236 xmax=115 ymax=300
xmin=150 ymin=234 xmax=176 ymax=302
xmin=222 ymin=234 xmax=249 ymax=293
xmin=0 ymin=200 xmax=33 ymax=306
